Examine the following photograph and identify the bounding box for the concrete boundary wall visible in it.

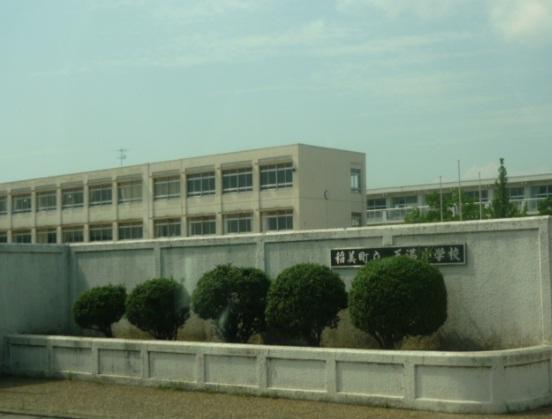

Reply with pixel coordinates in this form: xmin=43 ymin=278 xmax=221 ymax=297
xmin=5 ymin=335 xmax=552 ymax=414
xmin=69 ymin=216 xmax=552 ymax=348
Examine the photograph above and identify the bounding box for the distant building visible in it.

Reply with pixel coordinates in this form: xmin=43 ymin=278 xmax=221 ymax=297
xmin=366 ymin=173 xmax=552 ymax=225
xmin=0 ymin=144 xmax=366 ymax=244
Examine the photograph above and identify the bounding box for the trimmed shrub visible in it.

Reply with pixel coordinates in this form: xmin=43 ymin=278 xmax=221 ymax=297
xmin=192 ymin=265 xmax=270 ymax=343
xmin=349 ymin=256 xmax=447 ymax=349
xmin=73 ymin=285 xmax=126 ymax=337
xmin=126 ymin=278 xmax=189 ymax=340
xmin=265 ymin=263 xmax=347 ymax=346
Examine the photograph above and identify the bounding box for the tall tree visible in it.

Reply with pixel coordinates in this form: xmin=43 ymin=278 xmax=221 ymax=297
xmin=490 ymin=158 xmax=521 ymax=218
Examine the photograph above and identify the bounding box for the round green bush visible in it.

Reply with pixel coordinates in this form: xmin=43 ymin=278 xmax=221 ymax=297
xmin=192 ymin=265 xmax=270 ymax=343
xmin=126 ymin=278 xmax=189 ymax=340
xmin=265 ymin=263 xmax=347 ymax=346
xmin=73 ymin=285 xmax=126 ymax=337
xmin=349 ymin=256 xmax=447 ymax=349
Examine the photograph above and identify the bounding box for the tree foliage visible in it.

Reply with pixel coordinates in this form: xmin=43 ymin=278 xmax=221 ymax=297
xmin=349 ymin=256 xmax=447 ymax=349
xmin=489 ymin=158 xmax=522 ymax=218
xmin=192 ymin=265 xmax=270 ymax=343
xmin=265 ymin=263 xmax=347 ymax=346
xmin=73 ymin=285 xmax=126 ymax=337
xmin=126 ymin=278 xmax=189 ymax=340
xmin=405 ymin=191 xmax=481 ymax=223
xmin=538 ymin=196 xmax=552 ymax=216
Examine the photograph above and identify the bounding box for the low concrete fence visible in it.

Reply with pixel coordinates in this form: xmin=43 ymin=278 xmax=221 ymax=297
xmin=5 ymin=335 xmax=552 ymax=414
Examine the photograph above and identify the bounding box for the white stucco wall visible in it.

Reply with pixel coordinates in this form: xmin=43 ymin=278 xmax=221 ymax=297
xmin=5 ymin=335 xmax=551 ymax=414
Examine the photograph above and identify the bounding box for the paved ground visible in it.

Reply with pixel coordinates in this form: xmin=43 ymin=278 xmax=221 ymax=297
xmin=0 ymin=377 xmax=551 ymax=419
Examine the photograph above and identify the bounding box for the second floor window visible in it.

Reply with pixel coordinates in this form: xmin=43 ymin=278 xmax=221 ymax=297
xmin=351 ymin=168 xmax=362 ymax=193
xmin=187 ymin=172 xmax=215 ymax=196
xmin=154 ymin=176 xmax=180 ymax=199
xmin=37 ymin=191 xmax=56 ymax=211
xmin=0 ymin=232 xmax=7 ymax=243
xmin=89 ymin=184 xmax=112 ymax=206
xmin=12 ymin=194 xmax=31 ymax=213
xmin=222 ymin=168 xmax=252 ymax=193
xmin=263 ymin=210 xmax=293 ymax=231
xmin=62 ymin=188 xmax=84 ymax=209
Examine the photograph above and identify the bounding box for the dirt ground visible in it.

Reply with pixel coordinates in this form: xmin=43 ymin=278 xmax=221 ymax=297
xmin=0 ymin=377 xmax=551 ymax=419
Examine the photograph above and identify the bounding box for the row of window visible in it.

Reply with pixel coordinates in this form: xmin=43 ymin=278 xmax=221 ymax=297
xmin=0 ymin=211 xmax=294 ymax=244
xmin=367 ymin=185 xmax=552 ymax=210
xmin=0 ymin=164 xmax=296 ymax=215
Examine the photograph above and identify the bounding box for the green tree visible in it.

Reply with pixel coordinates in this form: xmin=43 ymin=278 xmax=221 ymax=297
xmin=73 ymin=285 xmax=126 ymax=337
xmin=349 ymin=256 xmax=447 ymax=349
xmin=192 ymin=265 xmax=270 ymax=343
xmin=538 ymin=197 xmax=552 ymax=216
xmin=490 ymin=158 xmax=521 ymax=218
xmin=265 ymin=263 xmax=347 ymax=346
xmin=126 ymin=278 xmax=189 ymax=340
xmin=405 ymin=191 xmax=481 ymax=223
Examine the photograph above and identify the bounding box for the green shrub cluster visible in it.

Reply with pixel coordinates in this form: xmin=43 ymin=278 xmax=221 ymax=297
xmin=72 ymin=257 xmax=448 ymax=350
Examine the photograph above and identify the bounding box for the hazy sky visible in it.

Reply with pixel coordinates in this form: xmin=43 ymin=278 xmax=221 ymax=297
xmin=1 ymin=0 xmax=551 ymax=188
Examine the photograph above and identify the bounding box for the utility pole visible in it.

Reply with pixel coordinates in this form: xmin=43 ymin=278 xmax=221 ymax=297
xmin=117 ymin=148 xmax=128 ymax=167
xmin=457 ymin=160 xmax=462 ymax=221
xmin=439 ymin=176 xmax=443 ymax=222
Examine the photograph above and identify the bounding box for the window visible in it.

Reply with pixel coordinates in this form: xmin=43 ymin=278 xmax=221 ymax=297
xmin=12 ymin=230 xmax=31 ymax=243
xmin=154 ymin=176 xmax=180 ymax=199
xmin=224 ymin=213 xmax=252 ymax=234
xmin=154 ymin=218 xmax=181 ymax=238
xmin=263 ymin=210 xmax=293 ymax=232
xmin=0 ymin=196 xmax=7 ymax=214
xmin=508 ymin=187 xmax=524 ymax=199
xmin=187 ymin=172 xmax=215 ymax=196
xmin=37 ymin=191 xmax=57 ymax=211
xmin=188 ymin=216 xmax=216 ymax=236
xmin=391 ymin=195 xmax=418 ymax=208
xmin=351 ymin=212 xmax=362 ymax=227
xmin=531 ymin=185 xmax=552 ymax=198
xmin=351 ymin=168 xmax=362 ymax=192
xmin=0 ymin=231 xmax=6 ymax=243
xmin=12 ymin=194 xmax=31 ymax=213
xmin=62 ymin=188 xmax=84 ymax=208
xmin=118 ymin=181 xmax=142 ymax=203
xmin=464 ymin=190 xmax=489 ymax=202
xmin=62 ymin=227 xmax=84 ymax=243
xmin=118 ymin=222 xmax=143 ymax=240
xmin=222 ymin=168 xmax=252 ymax=193
xmin=89 ymin=184 xmax=112 ymax=206
xmin=36 ymin=228 xmax=57 ymax=244
xmin=367 ymin=198 xmax=387 ymax=210
xmin=260 ymin=163 xmax=293 ymax=190
xmin=90 ymin=224 xmax=113 ymax=242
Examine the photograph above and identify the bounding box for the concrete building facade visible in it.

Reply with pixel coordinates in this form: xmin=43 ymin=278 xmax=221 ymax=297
xmin=0 ymin=144 xmax=366 ymax=244
xmin=366 ymin=173 xmax=552 ymax=225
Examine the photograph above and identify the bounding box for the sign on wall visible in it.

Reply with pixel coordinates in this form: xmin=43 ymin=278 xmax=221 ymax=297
xmin=330 ymin=244 xmax=466 ymax=268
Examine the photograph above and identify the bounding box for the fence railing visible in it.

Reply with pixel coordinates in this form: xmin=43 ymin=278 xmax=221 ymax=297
xmin=366 ymin=198 xmax=547 ymax=225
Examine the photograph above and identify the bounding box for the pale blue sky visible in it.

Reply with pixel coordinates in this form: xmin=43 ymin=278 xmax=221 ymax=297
xmin=1 ymin=0 xmax=551 ymax=188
